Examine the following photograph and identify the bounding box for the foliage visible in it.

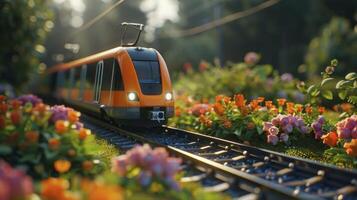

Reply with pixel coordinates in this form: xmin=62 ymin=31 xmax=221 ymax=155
xmin=299 ymin=59 xmax=357 ymax=114
xmin=0 ymin=0 xmax=53 ymax=89
xmin=174 ymin=55 xmax=303 ymax=102
xmin=305 ymin=17 xmax=357 ymax=77
xmin=0 ymin=95 xmax=105 ymax=179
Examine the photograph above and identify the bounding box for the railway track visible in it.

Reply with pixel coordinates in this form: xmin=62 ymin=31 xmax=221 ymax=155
xmin=81 ymin=114 xmax=357 ymax=200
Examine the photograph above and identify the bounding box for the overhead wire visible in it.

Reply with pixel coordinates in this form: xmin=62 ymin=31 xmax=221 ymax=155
xmin=69 ymin=0 xmax=125 ymax=38
xmin=160 ymin=0 xmax=280 ymax=38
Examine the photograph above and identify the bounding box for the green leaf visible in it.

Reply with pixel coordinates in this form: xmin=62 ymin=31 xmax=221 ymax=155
xmin=0 ymin=145 xmax=12 ymax=155
xmin=322 ymin=90 xmax=333 ymax=100
xmin=307 ymin=85 xmax=320 ymax=96
xmin=336 ymin=80 xmax=350 ymax=89
xmin=345 ymin=72 xmax=357 ymax=80
xmin=338 ymin=90 xmax=347 ymax=100
xmin=321 ymin=78 xmax=334 ymax=86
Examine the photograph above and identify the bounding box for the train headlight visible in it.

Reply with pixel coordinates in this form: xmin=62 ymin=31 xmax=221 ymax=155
xmin=165 ymin=92 xmax=173 ymax=101
xmin=128 ymin=92 xmax=138 ymax=101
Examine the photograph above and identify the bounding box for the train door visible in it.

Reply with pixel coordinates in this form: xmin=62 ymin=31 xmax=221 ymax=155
xmin=93 ymin=60 xmax=104 ymax=103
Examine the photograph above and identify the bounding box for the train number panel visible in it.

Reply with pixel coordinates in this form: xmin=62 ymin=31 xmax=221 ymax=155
xmin=47 ymin=46 xmax=174 ymax=127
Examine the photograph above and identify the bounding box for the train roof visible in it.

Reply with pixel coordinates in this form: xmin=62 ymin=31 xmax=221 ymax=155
xmin=46 ymin=46 xmax=158 ymax=74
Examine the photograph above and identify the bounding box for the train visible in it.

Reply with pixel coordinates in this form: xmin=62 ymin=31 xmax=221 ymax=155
xmin=42 ymin=23 xmax=174 ymax=127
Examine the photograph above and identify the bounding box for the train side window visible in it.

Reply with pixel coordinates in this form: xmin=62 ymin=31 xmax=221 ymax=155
xmin=74 ymin=67 xmax=81 ymax=89
xmin=102 ymin=59 xmax=113 ymax=90
xmin=86 ymin=62 xmax=97 ymax=90
xmin=64 ymin=70 xmax=70 ymax=88
xmin=56 ymin=71 xmax=65 ymax=88
xmin=113 ymin=59 xmax=124 ymax=90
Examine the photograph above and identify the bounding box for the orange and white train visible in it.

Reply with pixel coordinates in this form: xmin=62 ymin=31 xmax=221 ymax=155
xmin=46 ymin=46 xmax=174 ymax=127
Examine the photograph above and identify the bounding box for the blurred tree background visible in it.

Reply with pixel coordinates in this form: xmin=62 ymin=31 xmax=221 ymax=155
xmin=0 ymin=0 xmax=356 ymax=90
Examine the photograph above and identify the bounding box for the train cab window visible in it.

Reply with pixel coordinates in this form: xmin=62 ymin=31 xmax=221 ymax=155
xmin=113 ymin=59 xmax=124 ymax=90
xmin=133 ymin=61 xmax=161 ymax=84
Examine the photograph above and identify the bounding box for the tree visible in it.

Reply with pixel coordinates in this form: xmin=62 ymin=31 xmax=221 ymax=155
xmin=0 ymin=0 xmax=53 ymax=90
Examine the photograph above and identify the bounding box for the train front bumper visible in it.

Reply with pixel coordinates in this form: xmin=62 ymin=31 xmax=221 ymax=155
xmin=107 ymin=106 xmax=174 ymax=120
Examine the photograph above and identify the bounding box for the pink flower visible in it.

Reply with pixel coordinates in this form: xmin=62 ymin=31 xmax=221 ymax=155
xmin=271 ymin=117 xmax=280 ymax=126
xmin=280 ymin=116 xmax=290 ymax=127
xmin=338 ymin=128 xmax=351 ymax=139
xmin=268 ymin=126 xmax=279 ymax=135
xmin=111 ymin=156 xmax=127 ymax=176
xmin=352 ymin=127 xmax=357 ymax=139
xmin=296 ymin=118 xmax=305 ymax=128
xmin=267 ymin=134 xmax=279 ymax=145
xmin=282 ymin=124 xmax=293 ymax=133
xmin=0 ymin=160 xmax=33 ymax=199
xmin=262 ymin=122 xmax=273 ymax=132
xmin=244 ymin=52 xmax=260 ymax=65
xmin=280 ymin=133 xmax=289 ymax=143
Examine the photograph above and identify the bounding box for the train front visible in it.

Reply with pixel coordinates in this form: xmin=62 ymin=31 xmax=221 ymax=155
xmin=112 ymin=47 xmax=174 ymax=126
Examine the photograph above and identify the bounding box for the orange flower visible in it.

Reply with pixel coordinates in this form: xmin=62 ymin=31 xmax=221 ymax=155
xmin=81 ymin=180 xmax=122 ymax=200
xmin=277 ymin=98 xmax=286 ymax=106
xmin=264 ymin=101 xmax=273 ymax=109
xmin=295 ymin=104 xmax=303 ymax=113
xmin=0 ymin=95 xmax=6 ymax=102
xmin=246 ymin=122 xmax=255 ymax=130
xmin=48 ymin=138 xmax=60 ymax=150
xmin=41 ymin=178 xmax=73 ymax=200
xmin=286 ymin=102 xmax=295 ymax=114
xmin=341 ymin=103 xmax=353 ymax=113
xmin=213 ymin=103 xmax=225 ymax=116
xmin=321 ymin=131 xmax=338 ymax=147
xmin=215 ymin=95 xmax=230 ymax=104
xmin=240 ymin=106 xmax=249 ymax=116
xmin=54 ymin=160 xmax=71 ymax=173
xmin=256 ymin=97 xmax=265 ymax=103
xmin=79 ymin=128 xmax=91 ymax=140
xmin=55 ymin=120 xmax=68 ymax=134
xmin=11 ymin=100 xmax=22 ymax=110
xmin=33 ymin=103 xmax=47 ymax=113
xmin=318 ymin=106 xmax=325 ymax=114
xmin=82 ymin=160 xmax=94 ymax=171
xmin=234 ymin=94 xmax=245 ymax=108
xmin=175 ymin=107 xmax=182 ymax=117
xmin=68 ymin=110 xmax=80 ymax=123
xmin=270 ymin=106 xmax=278 ymax=114
xmin=25 ymin=131 xmax=39 ymax=143
xmin=0 ymin=103 xmax=8 ymax=113
xmin=344 ymin=139 xmax=357 ymax=157
xmin=305 ymin=105 xmax=313 ymax=114
xmin=249 ymin=100 xmax=260 ymax=111
xmin=10 ymin=111 xmax=21 ymax=125
xmin=223 ymin=119 xmax=232 ymax=129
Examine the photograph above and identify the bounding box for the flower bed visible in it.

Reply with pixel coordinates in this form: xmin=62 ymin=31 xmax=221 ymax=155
xmin=170 ymin=59 xmax=357 ymax=168
xmin=0 ymin=94 xmax=226 ymax=200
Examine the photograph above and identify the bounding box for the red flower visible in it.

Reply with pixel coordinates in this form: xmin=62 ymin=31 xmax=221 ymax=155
xmin=0 ymin=116 xmax=5 ymax=129
xmin=277 ymin=98 xmax=286 ymax=106
xmin=25 ymin=131 xmax=39 ymax=144
xmin=234 ymin=94 xmax=245 ymax=108
xmin=0 ymin=95 xmax=6 ymax=102
xmin=213 ymin=103 xmax=225 ymax=116
xmin=321 ymin=131 xmax=338 ymax=147
xmin=264 ymin=101 xmax=273 ymax=109
xmin=256 ymin=97 xmax=265 ymax=103
xmin=296 ymin=104 xmax=303 ymax=113
xmin=11 ymin=100 xmax=22 ymax=110
xmin=344 ymin=139 xmax=357 ymax=157
xmin=250 ymin=100 xmax=260 ymax=111
xmin=190 ymin=104 xmax=210 ymax=117
xmin=305 ymin=106 xmax=313 ymax=114
xmin=10 ymin=111 xmax=21 ymax=125
xmin=0 ymin=103 xmax=8 ymax=113
xmin=318 ymin=106 xmax=325 ymax=114
xmin=223 ymin=120 xmax=232 ymax=129
xmin=215 ymin=95 xmax=230 ymax=104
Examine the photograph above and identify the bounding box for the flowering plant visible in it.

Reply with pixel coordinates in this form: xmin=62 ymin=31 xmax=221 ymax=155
xmin=112 ymin=144 xmax=182 ymax=191
xmin=0 ymin=160 xmax=33 ymax=200
xmin=0 ymin=95 xmax=104 ymax=179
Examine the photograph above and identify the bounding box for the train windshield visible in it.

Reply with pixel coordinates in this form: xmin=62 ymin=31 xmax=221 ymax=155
xmin=133 ymin=61 xmax=161 ymax=84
